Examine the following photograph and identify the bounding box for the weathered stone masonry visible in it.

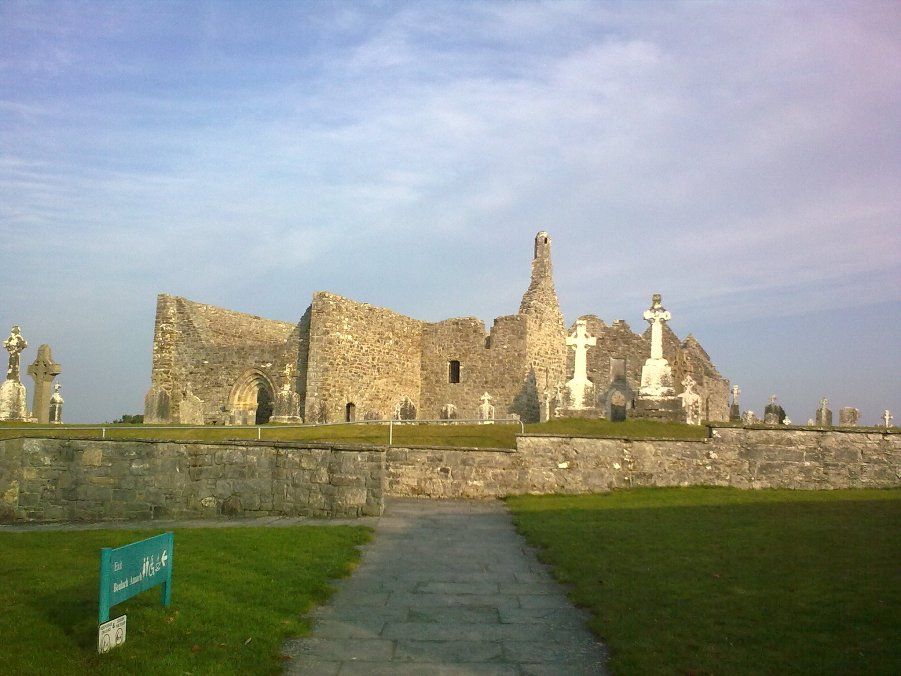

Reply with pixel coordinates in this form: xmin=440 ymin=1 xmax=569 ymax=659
xmin=1 ymin=428 xmax=896 ymax=522
xmin=386 ymin=427 xmax=900 ymax=498
xmin=0 ymin=438 xmax=384 ymax=522
xmin=145 ymin=232 xmax=731 ymax=425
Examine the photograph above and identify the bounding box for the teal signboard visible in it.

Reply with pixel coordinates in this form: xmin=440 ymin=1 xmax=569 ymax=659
xmin=99 ymin=532 xmax=173 ymax=623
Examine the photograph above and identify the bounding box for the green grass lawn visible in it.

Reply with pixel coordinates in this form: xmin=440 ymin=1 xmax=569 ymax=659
xmin=0 ymin=525 xmax=370 ymax=675
xmin=0 ymin=418 xmax=707 ymax=448
xmin=507 ymin=487 xmax=901 ymax=675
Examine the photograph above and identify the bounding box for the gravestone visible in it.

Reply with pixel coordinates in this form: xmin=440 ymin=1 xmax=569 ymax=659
xmin=609 ymin=391 xmax=627 ymax=422
xmin=0 ymin=326 xmax=29 ymax=422
xmin=742 ymin=410 xmax=758 ymax=424
xmin=815 ymin=397 xmax=832 ymax=427
xmin=764 ymin=394 xmax=786 ymax=425
xmin=49 ymin=383 xmax=64 ymax=424
xmin=729 ymin=385 xmax=741 ymax=422
xmin=144 ymin=385 xmax=171 ymax=424
xmin=270 ymin=364 xmax=302 ymax=423
xmin=177 ymin=383 xmax=205 ymax=425
xmin=27 ymin=344 xmax=61 ymax=424
xmin=564 ymin=320 xmax=596 ymax=409
xmin=539 ymin=388 xmax=553 ymax=422
xmin=635 ymin=294 xmax=680 ymax=422
xmin=478 ymin=392 xmax=496 ymax=424
xmin=440 ymin=403 xmax=458 ymax=420
xmin=678 ymin=375 xmax=703 ymax=425
xmin=394 ymin=396 xmax=416 ymax=421
xmin=838 ymin=407 xmax=859 ymax=427
xmin=602 ymin=357 xmax=634 ymax=421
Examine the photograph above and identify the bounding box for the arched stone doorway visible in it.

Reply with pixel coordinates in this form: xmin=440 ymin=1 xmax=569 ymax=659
xmin=227 ymin=370 xmax=276 ymax=425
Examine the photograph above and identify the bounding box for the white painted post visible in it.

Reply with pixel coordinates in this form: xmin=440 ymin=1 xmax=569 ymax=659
xmin=102 ymin=427 xmax=106 ymax=439
xmin=389 ymin=419 xmax=393 ymax=446
xmin=257 ymin=426 xmax=261 ymax=440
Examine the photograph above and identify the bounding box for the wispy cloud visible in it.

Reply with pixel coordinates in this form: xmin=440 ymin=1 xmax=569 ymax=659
xmin=0 ymin=0 xmax=898 ymax=421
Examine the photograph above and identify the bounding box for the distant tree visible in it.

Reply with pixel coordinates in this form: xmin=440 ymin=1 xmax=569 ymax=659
xmin=111 ymin=414 xmax=144 ymax=424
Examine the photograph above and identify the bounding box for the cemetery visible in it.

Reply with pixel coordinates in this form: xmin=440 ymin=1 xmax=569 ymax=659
xmin=5 ymin=0 xmax=901 ymax=670
xmin=0 ymin=232 xmax=897 ymax=674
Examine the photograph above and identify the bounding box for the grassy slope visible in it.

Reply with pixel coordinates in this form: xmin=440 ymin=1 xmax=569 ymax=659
xmin=0 ymin=526 xmax=370 ymax=675
xmin=0 ymin=418 xmax=708 ymax=447
xmin=508 ymin=488 xmax=901 ymax=675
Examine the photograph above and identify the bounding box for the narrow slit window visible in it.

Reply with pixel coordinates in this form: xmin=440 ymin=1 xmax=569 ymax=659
xmin=448 ymin=360 xmax=461 ymax=383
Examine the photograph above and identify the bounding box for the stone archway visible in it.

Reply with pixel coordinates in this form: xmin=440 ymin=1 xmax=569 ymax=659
xmin=227 ymin=369 xmax=276 ymax=425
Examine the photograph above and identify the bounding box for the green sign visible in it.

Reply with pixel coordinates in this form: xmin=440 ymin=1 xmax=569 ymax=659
xmin=98 ymin=532 xmax=173 ymax=623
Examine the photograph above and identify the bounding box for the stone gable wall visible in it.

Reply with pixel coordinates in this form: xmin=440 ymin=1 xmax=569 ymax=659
xmin=305 ymin=292 xmax=425 ymax=423
xmin=147 ymin=295 xmax=297 ymax=422
xmin=418 ymin=315 xmax=532 ymax=421
xmin=0 ymin=438 xmax=384 ymax=522
xmin=572 ymin=315 xmax=731 ymax=422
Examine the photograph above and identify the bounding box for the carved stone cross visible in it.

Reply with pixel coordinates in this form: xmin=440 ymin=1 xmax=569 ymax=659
xmin=566 ymin=319 xmax=596 ymax=383
xmin=731 ymin=385 xmax=740 ymax=405
xmin=884 ymin=410 xmax=893 ymax=428
xmin=4 ymin=325 xmax=28 ymax=382
xmin=27 ymin=344 xmax=61 ymax=423
xmin=642 ymin=294 xmax=671 ymax=360
xmin=478 ymin=392 xmax=495 ymax=423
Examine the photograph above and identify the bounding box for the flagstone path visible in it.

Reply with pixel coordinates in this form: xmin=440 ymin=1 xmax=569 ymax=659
xmin=283 ymin=498 xmax=608 ymax=675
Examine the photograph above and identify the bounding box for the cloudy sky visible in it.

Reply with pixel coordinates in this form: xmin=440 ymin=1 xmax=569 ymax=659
xmin=1 ymin=0 xmax=899 ymax=424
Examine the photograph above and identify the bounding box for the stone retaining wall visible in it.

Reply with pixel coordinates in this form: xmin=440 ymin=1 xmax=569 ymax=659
xmin=1 ymin=428 xmax=897 ymax=522
xmin=387 ymin=427 xmax=900 ymax=498
xmin=0 ymin=438 xmax=384 ymax=522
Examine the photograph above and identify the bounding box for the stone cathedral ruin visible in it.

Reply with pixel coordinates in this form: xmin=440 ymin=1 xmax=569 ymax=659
xmin=144 ymin=232 xmax=731 ymax=426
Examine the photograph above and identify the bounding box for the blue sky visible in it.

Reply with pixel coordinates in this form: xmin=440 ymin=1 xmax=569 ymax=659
xmin=1 ymin=0 xmax=899 ymax=424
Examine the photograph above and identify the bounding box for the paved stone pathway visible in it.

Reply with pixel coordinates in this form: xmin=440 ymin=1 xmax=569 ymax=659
xmin=284 ymin=498 xmax=608 ymax=675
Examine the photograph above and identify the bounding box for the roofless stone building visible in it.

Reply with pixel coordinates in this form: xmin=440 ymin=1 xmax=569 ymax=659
xmin=144 ymin=232 xmax=730 ymax=425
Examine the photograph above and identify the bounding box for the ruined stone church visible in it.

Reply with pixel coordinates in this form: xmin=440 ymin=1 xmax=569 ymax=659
xmin=144 ymin=232 xmax=730 ymax=425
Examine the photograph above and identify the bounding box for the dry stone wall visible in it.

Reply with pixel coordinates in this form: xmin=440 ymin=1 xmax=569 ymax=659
xmin=0 ymin=438 xmax=384 ymax=522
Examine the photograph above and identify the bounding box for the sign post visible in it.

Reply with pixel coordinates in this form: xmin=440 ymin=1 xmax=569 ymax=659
xmin=98 ymin=532 xmax=174 ymax=652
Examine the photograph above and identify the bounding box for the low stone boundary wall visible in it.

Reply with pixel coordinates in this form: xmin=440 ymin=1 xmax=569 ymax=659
xmin=387 ymin=427 xmax=899 ymax=498
xmin=1 ymin=428 xmax=897 ymax=522
xmin=0 ymin=438 xmax=384 ymax=523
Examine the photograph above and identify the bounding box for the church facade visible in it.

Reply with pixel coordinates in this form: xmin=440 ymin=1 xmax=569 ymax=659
xmin=144 ymin=232 xmax=730 ymax=425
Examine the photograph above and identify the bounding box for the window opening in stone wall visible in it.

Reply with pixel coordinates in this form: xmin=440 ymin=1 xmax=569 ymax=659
xmin=255 ymin=385 xmax=273 ymax=425
xmin=484 ymin=336 xmax=492 ymax=349
xmin=345 ymin=402 xmax=356 ymax=422
xmin=448 ymin=360 xmax=461 ymax=383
